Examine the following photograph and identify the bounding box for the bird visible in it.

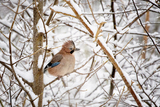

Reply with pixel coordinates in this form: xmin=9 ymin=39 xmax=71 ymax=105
xmin=44 ymin=40 xmax=79 ymax=78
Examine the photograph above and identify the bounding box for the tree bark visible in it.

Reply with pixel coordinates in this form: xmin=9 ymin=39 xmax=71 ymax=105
xmin=32 ymin=0 xmax=44 ymax=107
xmin=109 ymin=0 xmax=117 ymax=96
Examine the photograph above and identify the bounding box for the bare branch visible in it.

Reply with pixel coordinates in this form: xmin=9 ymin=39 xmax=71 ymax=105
xmin=132 ymin=0 xmax=160 ymax=54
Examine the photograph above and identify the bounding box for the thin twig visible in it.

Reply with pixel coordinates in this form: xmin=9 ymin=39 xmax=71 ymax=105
xmin=99 ymin=94 xmax=114 ymax=107
xmin=115 ymin=38 xmax=133 ymax=56
xmin=116 ymin=86 xmax=125 ymax=107
xmin=122 ymin=5 xmax=153 ymax=30
xmin=0 ymin=21 xmax=25 ymax=38
xmin=9 ymin=76 xmax=12 ymax=107
xmin=132 ymin=0 xmax=160 ymax=54
xmin=86 ymin=0 xmax=99 ymax=24
xmin=5 ymin=0 xmax=35 ymax=106
xmin=12 ymin=46 xmax=47 ymax=65
xmin=0 ymin=99 xmax=4 ymax=107
xmin=97 ymin=39 xmax=143 ymax=107
xmin=55 ymin=19 xmax=91 ymax=36
xmin=36 ymin=6 xmax=48 ymax=71
xmin=64 ymin=0 xmax=94 ymax=37
xmin=44 ymin=77 xmax=59 ymax=87
xmin=50 ymin=7 xmax=77 ymax=18
xmin=143 ymin=0 xmax=160 ymax=8
xmin=131 ymin=57 xmax=158 ymax=107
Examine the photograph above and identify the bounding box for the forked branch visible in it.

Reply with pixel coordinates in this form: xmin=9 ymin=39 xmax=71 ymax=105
xmin=63 ymin=0 xmax=143 ymax=106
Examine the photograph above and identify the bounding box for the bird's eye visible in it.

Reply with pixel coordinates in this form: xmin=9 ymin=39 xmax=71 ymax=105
xmin=69 ymin=48 xmax=73 ymax=50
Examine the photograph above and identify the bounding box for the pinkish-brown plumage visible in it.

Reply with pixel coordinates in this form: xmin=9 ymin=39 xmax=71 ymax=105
xmin=44 ymin=40 xmax=79 ymax=77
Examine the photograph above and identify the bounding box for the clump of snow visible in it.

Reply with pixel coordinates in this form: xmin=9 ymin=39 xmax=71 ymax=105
xmin=15 ymin=67 xmax=34 ymax=82
xmin=98 ymin=36 xmax=114 ymax=58
xmin=51 ymin=6 xmax=75 ymax=17
xmin=70 ymin=0 xmax=82 ymax=15
xmin=38 ymin=54 xmax=43 ymax=69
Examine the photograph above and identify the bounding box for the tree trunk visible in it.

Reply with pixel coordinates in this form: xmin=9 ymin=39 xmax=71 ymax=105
xmin=32 ymin=0 xmax=44 ymax=107
xmin=109 ymin=0 xmax=117 ymax=96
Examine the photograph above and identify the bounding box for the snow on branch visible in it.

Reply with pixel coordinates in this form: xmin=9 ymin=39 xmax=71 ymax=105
xmin=62 ymin=0 xmax=143 ymax=106
xmin=97 ymin=37 xmax=143 ymax=107
xmin=64 ymin=0 xmax=94 ymax=37
xmin=50 ymin=6 xmax=76 ymax=18
xmin=0 ymin=19 xmax=25 ymax=38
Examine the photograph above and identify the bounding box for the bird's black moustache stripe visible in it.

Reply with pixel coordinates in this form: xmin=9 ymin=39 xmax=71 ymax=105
xmin=70 ymin=50 xmax=74 ymax=54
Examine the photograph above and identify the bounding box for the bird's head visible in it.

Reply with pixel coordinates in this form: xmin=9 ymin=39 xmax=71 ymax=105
xmin=62 ymin=40 xmax=79 ymax=54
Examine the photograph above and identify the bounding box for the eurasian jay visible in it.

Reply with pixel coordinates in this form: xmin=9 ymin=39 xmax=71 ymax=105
xmin=44 ymin=40 xmax=79 ymax=77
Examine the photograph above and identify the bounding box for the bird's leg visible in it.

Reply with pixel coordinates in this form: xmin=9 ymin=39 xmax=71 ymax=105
xmin=61 ymin=77 xmax=67 ymax=87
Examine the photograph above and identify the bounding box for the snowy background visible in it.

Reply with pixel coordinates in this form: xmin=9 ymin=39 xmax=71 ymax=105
xmin=0 ymin=0 xmax=160 ymax=106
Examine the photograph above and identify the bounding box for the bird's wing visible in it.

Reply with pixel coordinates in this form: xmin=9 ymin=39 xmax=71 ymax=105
xmin=44 ymin=54 xmax=63 ymax=73
xmin=50 ymin=54 xmax=63 ymax=64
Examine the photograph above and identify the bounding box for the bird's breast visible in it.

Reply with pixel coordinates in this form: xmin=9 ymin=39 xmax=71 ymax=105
xmin=63 ymin=54 xmax=75 ymax=72
xmin=48 ymin=54 xmax=75 ymax=77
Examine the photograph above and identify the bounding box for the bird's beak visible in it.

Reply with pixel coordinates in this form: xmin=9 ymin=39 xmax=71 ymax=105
xmin=75 ymin=48 xmax=80 ymax=51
